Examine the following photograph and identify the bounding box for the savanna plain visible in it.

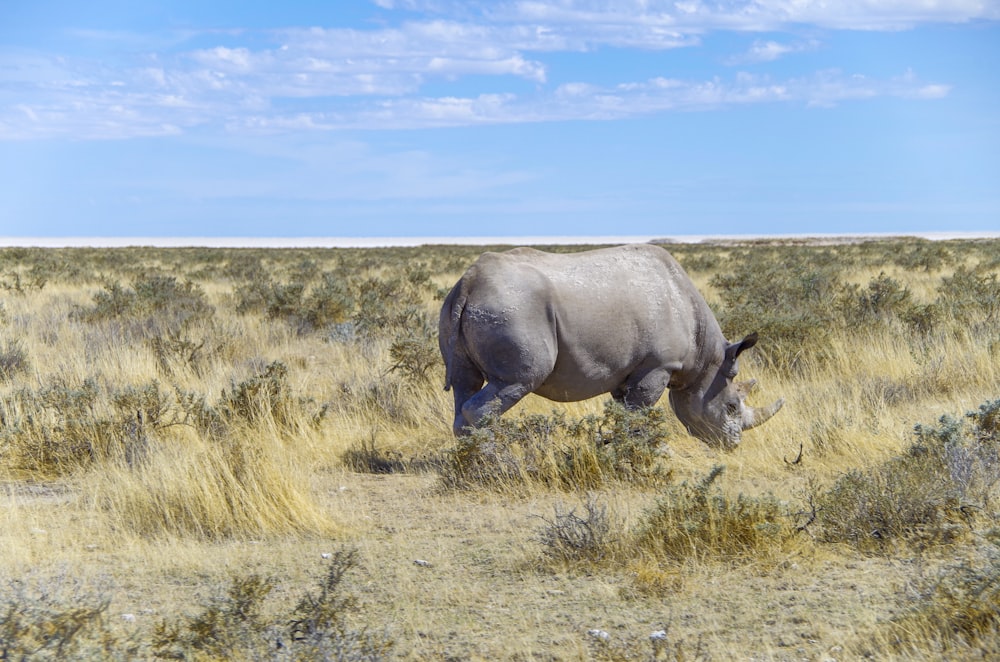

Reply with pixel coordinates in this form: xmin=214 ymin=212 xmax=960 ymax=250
xmin=1 ymin=238 xmax=999 ymax=661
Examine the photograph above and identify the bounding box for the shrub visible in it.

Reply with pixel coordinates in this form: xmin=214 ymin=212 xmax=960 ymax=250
xmin=304 ymin=272 xmax=354 ymax=329
xmin=438 ymin=403 xmax=671 ymax=492
xmin=816 ymin=400 xmax=1000 ymax=552
xmin=937 ymin=267 xmax=1000 ymax=326
xmin=0 ymin=574 xmax=132 ymax=660
xmin=535 ymin=494 xmax=616 ymax=564
xmin=342 ymin=434 xmax=407 ymax=474
xmin=870 ymin=530 xmax=1000 ymax=656
xmin=890 ymin=240 xmax=952 ymax=272
xmin=566 ymin=402 xmax=672 ymax=486
xmin=286 ymin=549 xmax=393 ymax=659
xmin=711 ymin=252 xmax=840 ymax=370
xmin=153 ymin=574 xmax=275 ymax=659
xmin=0 ymin=362 xmax=325 ymax=477
xmin=80 ymin=276 xmax=213 ymax=343
xmin=388 ymin=327 xmax=439 ymax=385
xmin=153 ymin=551 xmax=391 ymax=659
xmin=235 ymin=272 xmax=354 ymax=334
xmin=218 ymin=360 xmax=328 ymax=433
xmin=635 ymin=466 xmax=788 ymax=564
xmin=836 ymin=272 xmax=913 ymax=327
xmin=351 ymin=276 xmax=425 ymax=337
xmin=0 ymin=338 xmax=30 ymax=381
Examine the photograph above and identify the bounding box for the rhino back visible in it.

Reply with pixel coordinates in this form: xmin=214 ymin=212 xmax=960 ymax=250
xmin=457 ymin=245 xmax=714 ymax=401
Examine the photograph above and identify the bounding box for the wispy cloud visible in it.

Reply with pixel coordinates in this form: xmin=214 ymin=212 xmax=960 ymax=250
xmin=231 ymin=68 xmax=949 ymax=131
xmin=725 ymin=38 xmax=821 ymax=65
xmin=409 ymin=0 xmax=1000 ymax=31
xmin=0 ymin=0 xmax=978 ymax=140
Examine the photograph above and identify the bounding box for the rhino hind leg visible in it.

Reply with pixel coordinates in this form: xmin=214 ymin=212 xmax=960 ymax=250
xmin=457 ymin=380 xmax=533 ymax=435
xmin=448 ymin=360 xmax=486 ymax=436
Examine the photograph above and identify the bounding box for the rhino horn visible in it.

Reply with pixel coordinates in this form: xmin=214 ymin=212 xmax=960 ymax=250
xmin=742 ymin=397 xmax=785 ymax=431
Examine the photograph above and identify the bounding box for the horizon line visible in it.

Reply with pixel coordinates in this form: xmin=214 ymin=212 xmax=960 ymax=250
xmin=1 ymin=231 xmax=998 ymax=249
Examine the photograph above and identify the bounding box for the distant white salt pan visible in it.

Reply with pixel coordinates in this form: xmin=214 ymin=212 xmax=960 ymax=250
xmin=0 ymin=232 xmax=997 ymax=248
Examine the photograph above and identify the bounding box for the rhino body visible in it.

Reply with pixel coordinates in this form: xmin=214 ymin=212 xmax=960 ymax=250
xmin=438 ymin=243 xmax=783 ymax=448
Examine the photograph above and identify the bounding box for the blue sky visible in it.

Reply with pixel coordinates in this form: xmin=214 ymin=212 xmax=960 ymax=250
xmin=1 ymin=1 xmax=998 ymax=239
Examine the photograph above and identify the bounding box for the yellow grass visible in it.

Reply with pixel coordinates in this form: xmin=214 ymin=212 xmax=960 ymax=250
xmin=1 ymin=239 xmax=998 ymax=659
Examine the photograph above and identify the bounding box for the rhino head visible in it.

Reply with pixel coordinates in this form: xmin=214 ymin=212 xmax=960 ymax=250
xmin=668 ymin=333 xmax=784 ymax=449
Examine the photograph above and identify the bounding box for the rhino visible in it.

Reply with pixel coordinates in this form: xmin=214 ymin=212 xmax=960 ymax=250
xmin=438 ymin=243 xmax=783 ymax=448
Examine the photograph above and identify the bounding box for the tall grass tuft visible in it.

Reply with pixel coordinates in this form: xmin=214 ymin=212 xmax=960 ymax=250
xmin=88 ymin=429 xmax=336 ymax=539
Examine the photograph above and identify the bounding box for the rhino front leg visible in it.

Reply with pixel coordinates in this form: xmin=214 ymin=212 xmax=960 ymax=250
xmin=458 ymin=380 xmax=532 ymax=434
xmin=612 ymin=367 xmax=672 ymax=409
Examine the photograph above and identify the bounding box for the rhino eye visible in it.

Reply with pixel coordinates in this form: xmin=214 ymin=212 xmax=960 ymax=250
xmin=725 ymin=402 xmax=740 ymax=416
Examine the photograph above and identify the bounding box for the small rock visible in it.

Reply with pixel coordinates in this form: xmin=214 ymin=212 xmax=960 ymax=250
xmin=414 ymin=559 xmax=432 ymax=567
xmin=650 ymin=630 xmax=668 ymax=641
xmin=587 ymin=629 xmax=610 ymax=641
xmin=121 ymin=614 xmax=136 ymax=623
xmin=321 ymin=553 xmax=332 ymax=559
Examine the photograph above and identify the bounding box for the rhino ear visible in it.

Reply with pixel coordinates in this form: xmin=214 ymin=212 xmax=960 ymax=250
xmin=726 ymin=332 xmax=759 ymax=363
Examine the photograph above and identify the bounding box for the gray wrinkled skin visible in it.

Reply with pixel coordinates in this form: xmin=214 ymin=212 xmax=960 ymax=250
xmin=439 ymin=244 xmax=783 ymax=449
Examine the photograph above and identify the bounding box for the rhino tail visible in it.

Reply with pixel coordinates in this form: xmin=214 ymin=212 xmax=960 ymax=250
xmin=442 ymin=280 xmax=470 ymax=392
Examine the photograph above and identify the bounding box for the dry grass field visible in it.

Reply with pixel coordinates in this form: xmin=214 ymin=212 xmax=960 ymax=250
xmin=1 ymin=238 xmax=998 ymax=660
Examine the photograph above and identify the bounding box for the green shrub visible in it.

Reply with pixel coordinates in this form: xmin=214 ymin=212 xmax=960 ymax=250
xmin=890 ymin=240 xmax=952 ymax=272
xmin=837 ymin=272 xmax=912 ymax=326
xmin=351 ymin=276 xmax=425 ymax=336
xmin=235 ymin=272 xmax=354 ymax=333
xmin=634 ymin=466 xmax=788 ymax=564
xmin=711 ymin=252 xmax=840 ymax=370
xmin=81 ymin=276 xmax=213 ymax=340
xmin=938 ymin=267 xmax=1000 ymax=326
xmin=388 ymin=327 xmax=439 ymax=385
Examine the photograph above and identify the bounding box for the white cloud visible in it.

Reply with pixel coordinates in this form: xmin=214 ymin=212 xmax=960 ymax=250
xmin=0 ymin=0 xmax=977 ymax=140
xmin=725 ymin=38 xmax=821 ymax=65
xmin=432 ymin=1 xmax=1000 ymax=31
xmin=222 ymin=68 xmax=948 ymax=131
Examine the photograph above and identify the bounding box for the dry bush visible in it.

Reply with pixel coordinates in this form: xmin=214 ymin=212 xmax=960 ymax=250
xmin=0 ymin=338 xmax=30 ymax=381
xmin=535 ymin=494 xmax=618 ymax=565
xmin=1 ymin=552 xmax=391 ymax=660
xmin=438 ymin=402 xmax=671 ymax=493
xmin=634 ymin=466 xmax=790 ymax=565
xmin=859 ymin=531 xmax=1000 ymax=658
xmin=341 ymin=433 xmax=408 ymax=474
xmin=816 ymin=399 xmax=1000 ymax=553
xmin=0 ymin=572 xmax=130 ymax=660
xmin=0 ymin=360 xmax=327 ymax=479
